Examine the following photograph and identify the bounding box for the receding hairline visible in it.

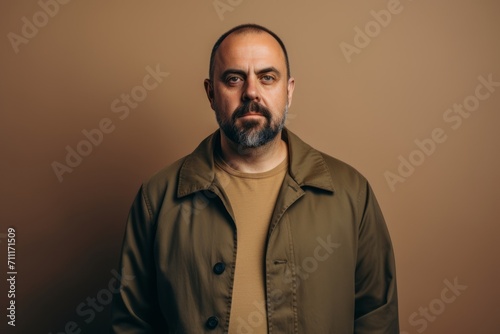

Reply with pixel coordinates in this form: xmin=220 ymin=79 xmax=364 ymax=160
xmin=209 ymin=24 xmax=291 ymax=81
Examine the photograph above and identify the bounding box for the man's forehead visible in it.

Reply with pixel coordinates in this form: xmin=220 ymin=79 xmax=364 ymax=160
xmin=214 ymin=31 xmax=286 ymax=70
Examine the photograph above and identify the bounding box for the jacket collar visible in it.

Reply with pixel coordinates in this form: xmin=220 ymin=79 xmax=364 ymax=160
xmin=177 ymin=128 xmax=335 ymax=198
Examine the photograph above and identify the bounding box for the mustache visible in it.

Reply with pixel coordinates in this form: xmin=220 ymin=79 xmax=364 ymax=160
xmin=232 ymin=102 xmax=272 ymax=122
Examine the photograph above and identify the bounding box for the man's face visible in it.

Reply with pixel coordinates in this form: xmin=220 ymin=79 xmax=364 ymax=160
xmin=205 ymin=32 xmax=295 ymax=148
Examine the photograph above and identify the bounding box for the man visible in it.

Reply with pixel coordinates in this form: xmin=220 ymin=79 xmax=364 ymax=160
xmin=111 ymin=24 xmax=399 ymax=333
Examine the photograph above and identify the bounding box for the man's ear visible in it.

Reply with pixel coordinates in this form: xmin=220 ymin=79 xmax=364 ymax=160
xmin=204 ymin=79 xmax=215 ymax=110
xmin=287 ymin=77 xmax=295 ymax=108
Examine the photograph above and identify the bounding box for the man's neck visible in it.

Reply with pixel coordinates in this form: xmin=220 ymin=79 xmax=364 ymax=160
xmin=218 ymin=130 xmax=288 ymax=173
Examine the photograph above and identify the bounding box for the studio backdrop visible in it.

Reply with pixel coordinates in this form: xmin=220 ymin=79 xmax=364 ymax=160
xmin=1 ymin=0 xmax=499 ymax=333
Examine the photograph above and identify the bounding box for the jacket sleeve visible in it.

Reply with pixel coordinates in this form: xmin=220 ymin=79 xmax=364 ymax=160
xmin=353 ymin=182 xmax=399 ymax=333
xmin=110 ymin=185 xmax=169 ymax=333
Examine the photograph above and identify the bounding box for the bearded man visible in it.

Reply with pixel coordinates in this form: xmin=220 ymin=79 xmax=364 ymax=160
xmin=111 ymin=24 xmax=399 ymax=333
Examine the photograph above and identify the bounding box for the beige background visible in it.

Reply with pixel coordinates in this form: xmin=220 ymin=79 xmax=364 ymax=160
xmin=1 ymin=0 xmax=499 ymax=333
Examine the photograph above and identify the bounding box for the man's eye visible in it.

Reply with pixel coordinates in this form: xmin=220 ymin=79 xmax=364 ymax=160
xmin=227 ymin=76 xmax=242 ymax=84
xmin=261 ymin=75 xmax=275 ymax=82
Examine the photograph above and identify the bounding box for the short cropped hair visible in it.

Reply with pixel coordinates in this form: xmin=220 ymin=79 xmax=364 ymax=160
xmin=208 ymin=24 xmax=291 ymax=81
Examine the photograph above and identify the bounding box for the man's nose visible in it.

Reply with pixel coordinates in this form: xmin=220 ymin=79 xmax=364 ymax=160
xmin=242 ymin=76 xmax=260 ymax=102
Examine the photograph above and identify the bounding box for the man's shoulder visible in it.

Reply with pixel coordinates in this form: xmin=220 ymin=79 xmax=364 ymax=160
xmin=133 ymin=157 xmax=187 ymax=211
xmin=320 ymin=152 xmax=367 ymax=185
xmin=144 ymin=156 xmax=187 ymax=191
xmin=140 ymin=131 xmax=216 ymax=199
xmin=286 ymin=129 xmax=368 ymax=192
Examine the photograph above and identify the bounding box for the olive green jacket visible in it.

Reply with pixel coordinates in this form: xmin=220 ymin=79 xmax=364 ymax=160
xmin=111 ymin=128 xmax=399 ymax=333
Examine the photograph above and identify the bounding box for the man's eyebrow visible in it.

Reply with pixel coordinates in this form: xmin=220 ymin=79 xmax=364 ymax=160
xmin=256 ymin=67 xmax=281 ymax=76
xmin=219 ymin=67 xmax=282 ymax=80
xmin=220 ymin=69 xmax=246 ymax=80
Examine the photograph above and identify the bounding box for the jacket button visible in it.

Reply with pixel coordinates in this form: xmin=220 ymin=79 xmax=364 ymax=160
xmin=213 ymin=262 xmax=225 ymax=275
xmin=205 ymin=316 xmax=219 ymax=330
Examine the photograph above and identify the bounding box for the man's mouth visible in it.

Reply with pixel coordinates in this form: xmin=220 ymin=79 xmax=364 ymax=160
xmin=239 ymin=112 xmax=263 ymax=117
xmin=232 ymin=102 xmax=271 ymax=121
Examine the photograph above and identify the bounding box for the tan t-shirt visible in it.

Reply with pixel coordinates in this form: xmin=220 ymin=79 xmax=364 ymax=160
xmin=214 ymin=154 xmax=288 ymax=334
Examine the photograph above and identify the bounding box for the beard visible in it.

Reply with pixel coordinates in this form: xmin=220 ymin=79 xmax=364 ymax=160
xmin=216 ymin=101 xmax=288 ymax=149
